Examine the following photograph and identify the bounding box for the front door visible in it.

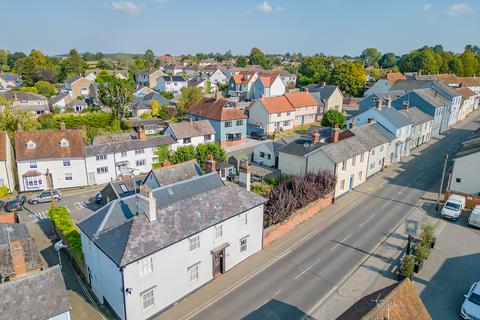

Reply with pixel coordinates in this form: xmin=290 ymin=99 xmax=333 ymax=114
xmin=301 ymin=116 xmax=305 ymax=125
xmin=349 ymin=175 xmax=354 ymax=189
xmin=212 ymin=249 xmax=225 ymax=277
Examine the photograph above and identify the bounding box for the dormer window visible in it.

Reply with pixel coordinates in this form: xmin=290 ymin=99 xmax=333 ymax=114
xmin=27 ymin=140 xmax=36 ymax=149
xmin=60 ymin=138 xmax=69 ymax=147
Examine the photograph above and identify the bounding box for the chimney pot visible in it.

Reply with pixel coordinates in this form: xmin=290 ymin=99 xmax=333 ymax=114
xmin=205 ymin=154 xmax=216 ymax=173
xmin=138 ymin=126 xmax=146 ymax=140
xmin=332 ymin=125 xmax=340 ymax=143
xmin=376 ymin=98 xmax=383 ymax=110
xmin=137 ymin=185 xmax=156 ymax=222
xmin=239 ymin=160 xmax=251 ymax=191
xmin=386 ymin=96 xmax=392 ymax=108
xmin=311 ymin=130 xmax=320 ymax=144
xmin=403 ymin=101 xmax=409 ymax=111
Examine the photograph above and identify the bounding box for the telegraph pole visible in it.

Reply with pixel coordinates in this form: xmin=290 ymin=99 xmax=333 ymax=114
xmin=46 ymin=169 xmax=55 ymax=208
xmin=436 ymin=153 xmax=449 ymax=211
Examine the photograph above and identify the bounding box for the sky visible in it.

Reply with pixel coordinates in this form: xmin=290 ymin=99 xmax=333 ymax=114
xmin=3 ymin=0 xmax=479 ymax=56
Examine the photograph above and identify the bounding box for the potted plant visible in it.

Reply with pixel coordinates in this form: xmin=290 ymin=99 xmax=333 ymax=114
xmin=413 ymin=243 xmax=431 ymax=273
xmin=420 ymin=224 xmax=436 ymax=249
xmin=398 ymin=254 xmax=415 ymax=279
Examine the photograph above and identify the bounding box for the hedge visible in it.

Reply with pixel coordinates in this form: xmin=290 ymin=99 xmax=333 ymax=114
xmin=48 ymin=206 xmax=83 ymax=261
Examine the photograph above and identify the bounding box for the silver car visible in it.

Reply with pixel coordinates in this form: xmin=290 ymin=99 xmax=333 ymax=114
xmin=28 ymin=190 xmax=62 ymax=205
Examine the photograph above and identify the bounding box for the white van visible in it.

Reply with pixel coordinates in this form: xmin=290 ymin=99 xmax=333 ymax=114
xmin=468 ymin=205 xmax=480 ymax=228
xmin=441 ymin=194 xmax=466 ymax=220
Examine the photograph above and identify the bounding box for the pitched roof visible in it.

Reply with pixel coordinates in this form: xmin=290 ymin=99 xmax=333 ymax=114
xmin=85 ymin=135 xmax=175 ymax=156
xmin=167 ymin=120 xmax=215 ymax=139
xmin=147 ymin=160 xmax=203 ymax=187
xmin=455 ymin=137 xmax=480 ymax=159
xmin=64 ymin=76 xmax=82 ymax=84
xmin=66 ymin=98 xmax=87 ymax=107
xmin=0 ymin=131 xmax=7 ymax=161
xmin=320 ymin=135 xmax=371 ymax=163
xmin=188 ymin=97 xmax=247 ymax=121
xmin=284 ymin=92 xmax=318 ymax=108
xmin=259 ymin=96 xmax=295 ymax=113
xmin=431 ymin=80 xmax=461 ymax=98
xmin=15 ymin=130 xmax=86 ymax=161
xmin=386 ymin=72 xmax=407 ymax=85
xmin=78 ymin=173 xmax=266 ymax=266
xmin=337 ymin=279 xmax=431 ymax=320
xmin=258 ymin=73 xmax=279 ymax=88
xmin=434 ymin=73 xmax=460 ymax=84
xmin=349 ymin=123 xmax=396 ymax=149
xmin=456 ymin=87 xmax=476 ymax=99
xmin=0 ymin=266 xmax=71 ymax=320
xmin=413 ymin=88 xmax=450 ymax=108
xmin=459 ymin=77 xmax=480 ymax=87
xmin=400 ymin=107 xmax=434 ymax=126
xmin=306 ymin=84 xmax=340 ymax=100
xmin=160 ymin=75 xmax=186 ymax=82
xmin=375 ymin=107 xmax=413 ymax=129
xmin=2 ymin=91 xmax=48 ymax=102
xmin=48 ymin=93 xmax=71 ymax=106
xmin=232 ymin=71 xmax=257 ymax=84
xmin=131 ymin=91 xmax=173 ymax=111
xmin=279 ymin=127 xmax=333 ymax=157
xmin=389 ymin=79 xmax=431 ymax=92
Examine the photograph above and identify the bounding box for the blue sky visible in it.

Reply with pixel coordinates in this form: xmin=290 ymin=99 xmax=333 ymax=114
xmin=3 ymin=0 xmax=479 ymax=56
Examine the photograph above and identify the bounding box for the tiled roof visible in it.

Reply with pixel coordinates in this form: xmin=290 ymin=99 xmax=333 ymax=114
xmin=459 ymin=77 xmax=480 ymax=87
xmin=0 ymin=131 xmax=6 ymax=161
xmin=456 ymin=87 xmax=476 ymax=99
xmin=279 ymin=127 xmax=333 ymax=157
xmin=160 ymin=75 xmax=186 ymax=82
xmin=131 ymin=92 xmax=173 ymax=111
xmin=167 ymin=120 xmax=215 ymax=139
xmin=320 ymin=135 xmax=371 ymax=163
xmin=85 ymin=135 xmax=175 ymax=156
xmin=92 ymin=132 xmax=132 ymax=145
xmin=434 ymin=73 xmax=460 ymax=84
xmin=284 ymin=92 xmax=318 ymax=108
xmin=78 ymin=173 xmax=266 ymax=266
xmin=305 ymin=84 xmax=340 ymax=100
xmin=455 ymin=137 xmax=480 ymax=159
xmin=188 ymin=97 xmax=247 ymax=121
xmin=64 ymin=76 xmax=82 ymax=84
xmin=414 ymin=88 xmax=450 ymax=108
xmin=49 ymin=93 xmax=71 ymax=106
xmin=232 ymin=71 xmax=257 ymax=84
xmin=376 ymin=107 xmax=413 ymax=129
xmin=349 ymin=123 xmax=396 ymax=149
xmin=0 ymin=265 xmax=71 ymax=320
xmin=400 ymin=107 xmax=434 ymax=126
xmin=258 ymin=73 xmax=279 ymax=88
xmin=389 ymin=79 xmax=431 ymax=92
xmin=15 ymin=130 xmax=86 ymax=161
xmin=147 ymin=160 xmax=203 ymax=188
xmin=386 ymin=72 xmax=406 ymax=85
xmin=259 ymin=96 xmax=295 ymax=113
xmin=66 ymin=98 xmax=87 ymax=107
xmin=1 ymin=91 xmax=48 ymax=102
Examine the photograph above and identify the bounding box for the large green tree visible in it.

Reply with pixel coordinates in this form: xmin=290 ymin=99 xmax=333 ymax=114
xmin=96 ymin=73 xmax=134 ymax=120
xmin=195 ymin=143 xmax=226 ymax=171
xmin=321 ymin=109 xmax=346 ymax=128
xmin=177 ymin=86 xmax=203 ymax=110
xmin=34 ymin=81 xmax=56 ymax=97
xmin=236 ymin=56 xmax=248 ymax=68
xmin=0 ymin=49 xmax=8 ymax=71
xmin=379 ymin=53 xmax=397 ymax=69
xmin=0 ymin=108 xmax=41 ymax=135
xmin=61 ymin=49 xmax=85 ymax=78
xmin=297 ymin=55 xmax=330 ymax=85
xmin=144 ymin=49 xmax=155 ymax=69
xmin=461 ymin=49 xmax=479 ymax=77
xmin=249 ymin=47 xmax=270 ymax=69
xmin=329 ymin=61 xmax=366 ymax=97
xmin=360 ymin=48 xmax=381 ymax=67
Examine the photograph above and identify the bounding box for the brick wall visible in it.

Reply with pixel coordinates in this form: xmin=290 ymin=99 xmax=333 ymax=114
xmin=263 ymin=194 xmax=333 ymax=246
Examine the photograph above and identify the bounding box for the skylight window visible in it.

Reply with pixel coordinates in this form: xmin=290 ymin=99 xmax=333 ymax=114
xmin=60 ymin=138 xmax=69 ymax=147
xmin=26 ymin=140 xmax=36 ymax=149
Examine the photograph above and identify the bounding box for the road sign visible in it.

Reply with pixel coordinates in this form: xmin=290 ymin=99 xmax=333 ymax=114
xmin=404 ymin=219 xmax=418 ymax=238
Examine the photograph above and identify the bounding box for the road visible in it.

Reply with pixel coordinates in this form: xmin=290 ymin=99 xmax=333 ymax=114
xmin=192 ymin=116 xmax=479 ymax=320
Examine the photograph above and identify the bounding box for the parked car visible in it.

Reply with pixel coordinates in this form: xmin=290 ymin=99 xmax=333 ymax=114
xmin=468 ymin=205 xmax=480 ymax=228
xmin=4 ymin=196 xmax=26 ymax=212
xmin=28 ymin=190 xmax=61 ymax=205
xmin=250 ymin=131 xmax=266 ymax=141
xmin=0 ymin=200 xmax=4 ymax=212
xmin=95 ymin=192 xmax=103 ymax=204
xmin=461 ymin=281 xmax=480 ymax=319
xmin=441 ymin=194 xmax=466 ymax=220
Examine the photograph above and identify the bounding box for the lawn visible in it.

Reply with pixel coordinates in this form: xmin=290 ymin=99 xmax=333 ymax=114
xmin=274 ymin=121 xmax=322 ymax=138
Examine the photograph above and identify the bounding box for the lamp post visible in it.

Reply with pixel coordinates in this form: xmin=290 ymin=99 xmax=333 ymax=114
xmin=46 ymin=169 xmax=55 ymax=209
xmin=436 ymin=153 xmax=449 ymax=211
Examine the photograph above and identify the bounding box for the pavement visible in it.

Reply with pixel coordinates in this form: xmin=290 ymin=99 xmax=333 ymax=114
xmin=156 ymin=109 xmax=480 ymax=320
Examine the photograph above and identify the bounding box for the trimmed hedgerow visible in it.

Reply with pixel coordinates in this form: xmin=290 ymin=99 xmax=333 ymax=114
xmin=48 ymin=206 xmax=83 ymax=261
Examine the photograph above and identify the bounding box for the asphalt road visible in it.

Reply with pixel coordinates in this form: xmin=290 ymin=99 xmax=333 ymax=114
xmin=192 ymin=116 xmax=480 ymax=320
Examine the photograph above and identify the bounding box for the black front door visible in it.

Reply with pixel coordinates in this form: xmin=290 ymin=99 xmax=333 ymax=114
xmin=212 ymin=249 xmax=225 ymax=277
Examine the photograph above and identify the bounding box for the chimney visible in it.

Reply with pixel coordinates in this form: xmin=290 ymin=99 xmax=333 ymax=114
xmin=386 ymin=96 xmax=392 ymax=108
xmin=215 ymin=90 xmax=222 ymax=100
xmin=10 ymin=240 xmax=27 ymax=278
xmin=311 ymin=130 xmax=320 ymax=144
xmin=138 ymin=126 xmax=146 ymax=140
xmin=368 ymin=117 xmax=375 ymax=124
xmin=59 ymin=121 xmax=66 ymax=131
xmin=403 ymin=101 xmax=409 ymax=111
xmin=376 ymin=98 xmax=383 ymax=110
xmin=189 ymin=117 xmax=193 ymax=125
xmin=304 ymin=87 xmax=309 ymax=93
xmin=332 ymin=125 xmax=340 ymax=143
xmin=239 ymin=160 xmax=251 ymax=191
xmin=161 ymin=159 xmax=170 ymax=168
xmin=205 ymin=154 xmax=216 ymax=173
xmin=137 ymin=185 xmax=157 ymax=222
xmin=350 ymin=119 xmax=356 ymax=128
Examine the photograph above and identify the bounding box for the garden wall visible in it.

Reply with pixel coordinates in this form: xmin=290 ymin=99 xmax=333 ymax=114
xmin=263 ymin=193 xmax=333 ymax=246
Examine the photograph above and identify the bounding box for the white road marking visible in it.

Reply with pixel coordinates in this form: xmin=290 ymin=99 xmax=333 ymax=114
xmin=273 ymin=289 xmax=283 ymax=297
xmin=381 ymin=199 xmax=393 ymax=209
xmin=359 ymin=214 xmax=376 ymax=228
xmin=398 ymin=185 xmax=410 ymax=195
xmin=329 ymin=233 xmax=352 ymax=253
xmin=414 ymin=172 xmax=424 ymax=181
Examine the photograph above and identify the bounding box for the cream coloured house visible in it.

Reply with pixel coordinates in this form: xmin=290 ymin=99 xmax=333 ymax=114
xmin=247 ymin=95 xmax=295 ymax=135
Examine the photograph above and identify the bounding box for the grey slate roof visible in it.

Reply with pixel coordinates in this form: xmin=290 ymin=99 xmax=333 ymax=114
xmin=161 ymin=75 xmax=187 ymax=82
xmin=64 ymin=76 xmax=82 ymax=84
xmin=400 ymin=107 xmax=433 ymax=126
xmin=145 ymin=160 xmax=203 ymax=188
xmin=49 ymin=92 xmax=70 ymax=105
xmin=101 ymin=174 xmax=148 ymax=204
xmin=349 ymin=123 xmax=396 ymax=149
xmin=414 ymin=88 xmax=450 ymax=107
xmin=166 ymin=120 xmax=215 ymax=139
xmin=1 ymin=91 xmax=48 ymax=102
xmin=376 ymin=107 xmax=413 ymax=129
xmin=66 ymin=98 xmax=87 ymax=107
xmin=320 ymin=135 xmax=371 ymax=163
xmin=389 ymin=80 xmax=431 ymax=92
xmin=131 ymin=92 xmax=173 ymax=111
xmin=86 ymin=135 xmax=175 ymax=156
xmin=278 ymin=127 xmax=333 ymax=157
xmin=305 ymin=84 xmax=339 ymax=98
xmin=78 ymin=173 xmax=266 ymax=266
xmin=431 ymin=80 xmax=461 ymax=98
xmin=0 ymin=266 xmax=71 ymax=320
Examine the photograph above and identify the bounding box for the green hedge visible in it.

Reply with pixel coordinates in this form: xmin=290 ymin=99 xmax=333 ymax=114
xmin=48 ymin=206 xmax=83 ymax=261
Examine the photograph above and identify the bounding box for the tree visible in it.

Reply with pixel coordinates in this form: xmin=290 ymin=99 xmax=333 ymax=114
xmin=236 ymin=56 xmax=248 ymax=68
xmin=150 ymin=99 xmax=160 ymax=116
xmin=329 ymin=61 xmax=366 ymax=97
xmin=158 ymin=106 xmax=176 ymax=121
xmin=34 ymin=81 xmax=56 ymax=97
xmin=159 ymin=91 xmax=174 ymax=100
xmin=96 ymin=73 xmax=134 ymax=120
xmin=169 ymin=145 xmax=196 ymax=164
xmin=0 ymin=49 xmax=8 ymax=72
xmin=398 ymin=48 xmax=440 ymax=74
xmin=34 ymin=69 xmax=57 ymax=83
xmin=461 ymin=49 xmax=479 ymax=77
xmin=20 ymin=87 xmax=39 ymax=94
xmin=360 ymin=48 xmax=381 ymax=67
xmin=195 ymin=143 xmax=226 ymax=171
xmin=144 ymin=49 xmax=155 ymax=69
xmin=152 ymin=145 xmax=170 ymax=168
xmin=7 ymin=52 xmax=26 ymax=70
xmin=249 ymin=47 xmax=270 ymax=69
xmin=298 ymin=55 xmax=330 ymax=85
xmin=177 ymin=87 xmax=203 ymax=110
xmin=61 ymin=49 xmax=85 ymax=78
xmin=0 ymin=108 xmax=41 ymax=135
xmin=448 ymin=56 xmax=464 ymax=76
xmin=379 ymin=53 xmax=397 ymax=69
xmin=320 ymin=109 xmax=346 ymax=128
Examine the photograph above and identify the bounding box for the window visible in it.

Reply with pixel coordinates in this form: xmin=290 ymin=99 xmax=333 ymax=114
xmin=183 ymin=137 xmax=191 ymax=144
xmin=267 ymin=154 xmax=271 ymax=160
xmin=63 ymin=160 xmax=71 ymax=167
xmin=214 ymin=224 xmax=223 ymax=240
xmin=204 ymin=135 xmax=212 ymax=141
xmin=277 ymin=113 xmax=281 ymax=117
xmin=59 ymin=138 xmax=69 ymax=147
xmin=456 ymin=177 xmax=462 ymax=183
xmin=378 ymin=159 xmax=382 ymax=166
xmin=352 ymin=156 xmax=356 ymax=166
xmin=370 ymin=163 xmax=375 ymax=170
xmin=136 ymin=159 xmax=146 ymax=166
xmin=342 ymin=161 xmax=346 ymax=171
xmin=380 ymin=146 xmax=384 ymax=152
xmin=152 ymin=156 xmax=159 ymax=163
xmin=240 ymin=237 xmax=248 ymax=252
xmin=260 ymin=152 xmax=265 ymax=158
xmin=135 ymin=149 xmax=145 ymax=155
xmin=29 ymin=162 xmax=37 ymax=169
xmin=64 ymin=173 xmax=72 ymax=181
xmin=27 ymin=140 xmax=36 ymax=149
xmin=371 ymin=149 xmax=376 ymax=156
xmin=138 ymin=257 xmax=153 ymax=278
xmin=141 ymin=288 xmax=155 ymax=310
xmin=96 ymin=155 xmax=106 ymax=161
xmin=283 ymin=120 xmax=290 ymax=126
xmin=224 ymin=121 xmax=232 ymax=128
xmin=286 ymin=112 xmax=290 ymax=116
xmin=188 ymin=264 xmax=199 ymax=283
xmin=97 ymin=166 xmax=108 ymax=174
xmin=236 ymin=120 xmax=243 ymax=126
xmin=359 ymin=171 xmax=363 ymax=181
xmin=119 ymin=183 xmax=128 ymax=193
xmin=121 ymin=151 xmax=127 ymax=157
xmin=239 ymin=213 xmax=248 ymax=229
xmin=189 ymin=235 xmax=200 ymax=252
xmin=226 ymin=133 xmax=241 ymax=141
xmin=340 ymin=180 xmax=345 ymax=190
xmin=26 ymin=176 xmax=42 ymax=187
xmin=360 ymin=153 xmax=364 ymax=162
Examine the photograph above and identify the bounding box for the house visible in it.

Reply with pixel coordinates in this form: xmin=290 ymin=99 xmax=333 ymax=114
xmin=399 ymin=105 xmax=434 ymax=148
xmin=66 ymin=98 xmax=87 ymax=112
xmin=285 ymin=92 xmax=319 ymax=125
xmin=99 ymin=174 xmax=146 ymax=205
xmin=247 ymin=96 xmax=295 ymax=134
xmin=78 ymin=173 xmax=266 ymax=320
xmin=0 ymin=265 xmax=72 ymax=320
xmin=156 ymin=76 xmax=188 ymax=97
xmin=0 ymin=223 xmax=43 ymax=281
xmin=188 ymin=78 xmax=213 ymax=94
xmin=15 ymin=128 xmax=88 ymax=192
xmin=434 ymin=73 xmax=461 ymax=88
xmin=49 ymin=92 xmax=72 ymax=111
xmin=64 ymin=76 xmax=93 ymax=98
xmin=450 ymin=133 xmax=480 ymax=195
xmin=459 ymin=77 xmax=480 ymax=108
xmin=135 ymin=70 xmax=166 ymax=89
xmin=253 ymin=73 xmax=285 ymax=99
xmin=456 ymin=87 xmax=476 ymax=121
xmin=427 ymin=81 xmax=462 ymax=126
xmin=163 ymin=119 xmax=216 ymax=150
xmin=0 ymin=132 xmax=16 ymax=193
xmin=128 ymin=118 xmax=165 ymax=136
xmin=85 ymin=69 xmax=128 ymax=81
xmin=208 ymin=68 xmax=228 ymax=86
xmin=352 ymin=100 xmax=413 ymax=162
xmin=251 ymin=136 xmax=298 ymax=168
xmin=142 ymin=159 xmax=203 ymax=189
xmin=349 ymin=123 xmax=396 ymax=177
xmin=359 ymin=90 xmax=404 ymax=114
xmin=0 ymin=74 xmax=21 ymax=91
xmin=133 ymin=86 xmax=155 ymax=97
xmin=391 ymin=88 xmax=450 ymax=137
xmin=228 ymin=71 xmax=258 ymax=101
xmin=307 ymin=84 xmax=344 ymax=116
xmin=84 ymin=131 xmax=175 ymax=186
xmin=187 ymin=97 xmax=248 ymax=147
xmin=277 ymin=70 xmax=297 ymax=88
xmin=363 ymin=71 xmax=406 ymax=97
xmin=131 ymin=91 xmax=174 ymax=117
xmin=337 ymin=279 xmax=431 ymax=320
xmin=163 ymin=64 xmax=184 ymax=75
xmin=1 ymin=91 xmax=49 ymax=116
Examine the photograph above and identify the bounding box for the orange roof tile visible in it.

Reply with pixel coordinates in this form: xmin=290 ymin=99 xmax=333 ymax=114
xmin=386 ymin=72 xmax=407 ymax=85
xmin=435 ymin=73 xmax=460 ymax=84
xmin=284 ymin=92 xmax=318 ymax=108
xmin=259 ymin=96 xmax=295 ymax=113
xmin=258 ymin=73 xmax=279 ymax=88
xmin=232 ymin=71 xmax=257 ymax=84
xmin=188 ymin=98 xmax=247 ymax=121
xmin=0 ymin=213 xmax=16 ymax=224
xmin=459 ymin=77 xmax=480 ymax=87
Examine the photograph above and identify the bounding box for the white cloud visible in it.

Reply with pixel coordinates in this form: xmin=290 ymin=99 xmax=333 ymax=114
xmin=111 ymin=1 xmax=144 ymax=15
xmin=256 ymin=1 xmax=284 ymax=13
xmin=448 ymin=3 xmax=473 ymax=16
xmin=423 ymin=4 xmax=432 ymax=11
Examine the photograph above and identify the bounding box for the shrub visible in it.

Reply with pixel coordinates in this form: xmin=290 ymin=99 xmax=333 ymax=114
xmin=413 ymin=243 xmax=430 ymax=263
xmin=399 ymin=254 xmax=415 ymax=278
xmin=0 ymin=185 xmax=9 ymax=198
xmin=169 ymin=145 xmax=196 ymax=164
xmin=419 ymin=224 xmax=435 ymax=247
xmin=251 ymin=182 xmax=272 ymax=196
xmin=48 ymin=206 xmax=83 ymax=261
xmin=195 ymin=143 xmax=226 ymax=171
